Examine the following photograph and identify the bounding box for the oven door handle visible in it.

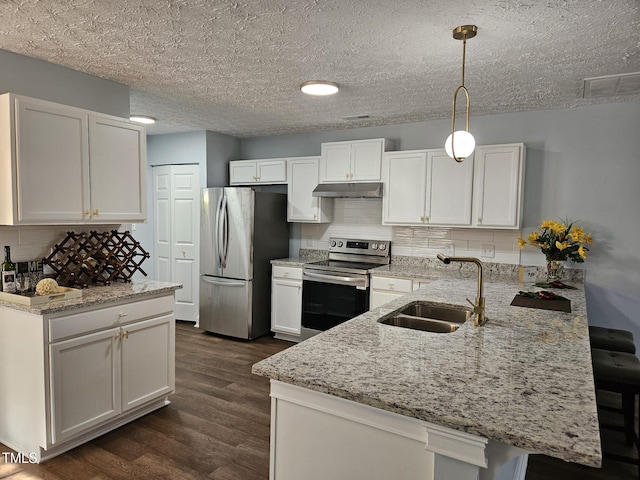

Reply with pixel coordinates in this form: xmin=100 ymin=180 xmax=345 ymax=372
xmin=303 ymin=271 xmax=367 ymax=288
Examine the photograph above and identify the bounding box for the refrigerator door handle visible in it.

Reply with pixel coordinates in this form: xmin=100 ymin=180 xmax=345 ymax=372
xmin=215 ymin=192 xmax=225 ymax=269
xmin=201 ymin=276 xmax=245 ymax=288
xmin=221 ymin=194 xmax=229 ymax=269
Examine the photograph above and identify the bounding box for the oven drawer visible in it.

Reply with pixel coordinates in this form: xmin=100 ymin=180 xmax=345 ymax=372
xmin=273 ymin=265 xmax=303 ymax=281
xmin=370 ymin=276 xmax=413 ymax=293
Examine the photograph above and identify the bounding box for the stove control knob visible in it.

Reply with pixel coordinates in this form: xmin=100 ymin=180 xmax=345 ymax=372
xmin=330 ymin=240 xmax=337 ymax=247
xmin=379 ymin=244 xmax=386 ymax=251
xmin=372 ymin=243 xmax=378 ymax=250
xmin=337 ymin=241 xmax=344 ymax=247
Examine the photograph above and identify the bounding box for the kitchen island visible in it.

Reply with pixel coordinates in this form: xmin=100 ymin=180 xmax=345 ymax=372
xmin=0 ymin=279 xmax=181 ymax=462
xmin=253 ymin=271 xmax=601 ymax=480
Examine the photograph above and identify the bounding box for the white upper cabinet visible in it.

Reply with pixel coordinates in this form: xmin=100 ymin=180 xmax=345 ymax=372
xmin=472 ymin=143 xmax=525 ymax=229
xmin=287 ymin=157 xmax=332 ymax=223
xmin=426 ymin=149 xmax=474 ymax=226
xmin=229 ymin=158 xmax=287 ymax=184
xmin=382 ymin=149 xmax=473 ymax=226
xmin=320 ymin=138 xmax=393 ymax=183
xmin=382 ymin=150 xmax=428 ymax=225
xmin=88 ymin=115 xmax=146 ymax=222
xmin=0 ymin=93 xmax=147 ymax=225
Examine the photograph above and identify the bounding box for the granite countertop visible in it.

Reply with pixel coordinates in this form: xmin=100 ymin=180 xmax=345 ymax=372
xmin=271 ymin=257 xmax=309 ymax=267
xmin=253 ymin=273 xmax=601 ymax=468
xmin=0 ymin=279 xmax=182 ymax=316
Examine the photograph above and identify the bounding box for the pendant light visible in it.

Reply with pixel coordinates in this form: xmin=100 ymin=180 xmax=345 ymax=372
xmin=445 ymin=25 xmax=477 ymax=162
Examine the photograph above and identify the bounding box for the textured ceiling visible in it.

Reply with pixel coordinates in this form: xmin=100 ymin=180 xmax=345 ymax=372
xmin=0 ymin=0 xmax=639 ymax=137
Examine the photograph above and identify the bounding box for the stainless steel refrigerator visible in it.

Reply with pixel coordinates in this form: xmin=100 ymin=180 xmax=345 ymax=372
xmin=199 ymin=187 xmax=290 ymax=339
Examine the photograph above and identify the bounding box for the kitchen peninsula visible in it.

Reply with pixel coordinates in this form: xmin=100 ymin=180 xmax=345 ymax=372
xmin=253 ymin=269 xmax=601 ymax=480
xmin=0 ymin=279 xmax=181 ymax=462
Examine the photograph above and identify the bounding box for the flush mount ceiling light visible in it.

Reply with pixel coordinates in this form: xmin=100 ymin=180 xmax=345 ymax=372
xmin=445 ymin=25 xmax=478 ymax=162
xmin=129 ymin=115 xmax=156 ymax=124
xmin=300 ymin=80 xmax=339 ymax=96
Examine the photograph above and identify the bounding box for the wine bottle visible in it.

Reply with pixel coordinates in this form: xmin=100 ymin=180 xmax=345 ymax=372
xmin=2 ymin=245 xmax=17 ymax=293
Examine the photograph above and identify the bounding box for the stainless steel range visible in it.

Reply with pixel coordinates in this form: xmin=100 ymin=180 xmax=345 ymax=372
xmin=301 ymin=237 xmax=391 ymax=339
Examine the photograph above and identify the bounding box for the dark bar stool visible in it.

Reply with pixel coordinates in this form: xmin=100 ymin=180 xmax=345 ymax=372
xmin=591 ymin=347 xmax=640 ymax=477
xmin=589 ymin=326 xmax=636 ymax=354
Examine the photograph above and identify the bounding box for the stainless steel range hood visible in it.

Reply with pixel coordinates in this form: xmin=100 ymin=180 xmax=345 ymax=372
xmin=312 ymin=182 xmax=383 ymax=198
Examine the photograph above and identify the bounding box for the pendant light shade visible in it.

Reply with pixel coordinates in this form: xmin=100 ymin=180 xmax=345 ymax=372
xmin=445 ymin=130 xmax=476 ymax=159
xmin=445 ymin=25 xmax=477 ymax=162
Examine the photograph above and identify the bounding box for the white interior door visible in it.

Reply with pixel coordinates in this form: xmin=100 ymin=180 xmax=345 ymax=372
xmin=171 ymin=165 xmax=200 ymax=322
xmin=153 ymin=164 xmax=200 ymax=323
xmin=153 ymin=167 xmax=172 ymax=283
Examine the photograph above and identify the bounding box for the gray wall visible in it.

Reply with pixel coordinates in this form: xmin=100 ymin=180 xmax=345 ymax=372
xmin=240 ymin=101 xmax=640 ymax=339
xmin=206 ymin=131 xmax=241 ymax=187
xmin=0 ymin=49 xmax=129 ymax=117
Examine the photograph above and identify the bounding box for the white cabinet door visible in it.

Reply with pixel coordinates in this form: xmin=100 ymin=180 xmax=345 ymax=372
xmin=287 ymin=157 xmax=332 ymax=223
xmin=272 ymin=277 xmax=302 ymax=336
xmin=88 ymin=115 xmax=147 ymax=222
xmin=427 ymin=149 xmax=474 ymax=226
xmin=121 ymin=315 xmax=175 ymax=411
xmin=370 ymin=290 xmax=406 ymax=310
xmin=49 ymin=327 xmax=121 ymax=444
xmin=230 ymin=161 xmax=258 ymax=184
xmin=256 ymin=160 xmax=286 ymax=183
xmin=13 ymin=97 xmax=89 ymax=223
xmin=351 ymin=140 xmax=384 ymax=181
xmin=473 ymin=144 xmax=524 ymax=229
xmin=382 ymin=151 xmax=428 ymax=225
xmin=320 ymin=143 xmax=352 ymax=182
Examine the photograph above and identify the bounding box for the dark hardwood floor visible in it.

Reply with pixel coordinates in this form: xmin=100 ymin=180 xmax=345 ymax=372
xmin=0 ymin=321 xmax=636 ymax=479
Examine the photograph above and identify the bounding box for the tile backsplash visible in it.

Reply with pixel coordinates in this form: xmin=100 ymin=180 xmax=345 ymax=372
xmin=301 ymin=199 xmax=522 ymax=264
xmin=0 ymin=225 xmax=121 ymax=263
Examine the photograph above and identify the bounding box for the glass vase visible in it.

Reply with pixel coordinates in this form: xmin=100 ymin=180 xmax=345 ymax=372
xmin=546 ymin=260 xmax=566 ymax=282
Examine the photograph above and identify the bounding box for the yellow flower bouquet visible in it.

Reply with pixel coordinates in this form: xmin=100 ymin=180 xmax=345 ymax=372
xmin=518 ymin=219 xmax=593 ymax=263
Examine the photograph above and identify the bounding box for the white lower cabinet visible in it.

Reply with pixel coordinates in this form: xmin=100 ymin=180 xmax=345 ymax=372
xmin=370 ymin=275 xmax=433 ymax=309
xmin=50 ymin=327 xmax=122 ymax=444
xmin=269 ymin=381 xmax=530 ymax=480
xmin=271 ymin=265 xmax=302 ymax=342
xmin=0 ymin=292 xmax=176 ymax=462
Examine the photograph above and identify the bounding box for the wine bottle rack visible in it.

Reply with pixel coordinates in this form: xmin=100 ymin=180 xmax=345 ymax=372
xmin=42 ymin=230 xmax=150 ymax=288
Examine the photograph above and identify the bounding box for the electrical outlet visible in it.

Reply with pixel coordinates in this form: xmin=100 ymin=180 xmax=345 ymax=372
xmin=443 ymin=244 xmax=455 ymax=256
xmin=481 ymin=244 xmax=495 ymax=258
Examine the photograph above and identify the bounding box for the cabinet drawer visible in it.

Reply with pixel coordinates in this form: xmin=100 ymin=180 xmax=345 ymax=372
xmin=273 ymin=265 xmax=303 ymax=281
xmin=49 ymin=294 xmax=174 ymax=342
xmin=370 ymin=276 xmax=413 ymax=293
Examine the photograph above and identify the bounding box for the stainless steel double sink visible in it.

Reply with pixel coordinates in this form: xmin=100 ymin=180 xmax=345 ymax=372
xmin=379 ymin=301 xmax=472 ymax=333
